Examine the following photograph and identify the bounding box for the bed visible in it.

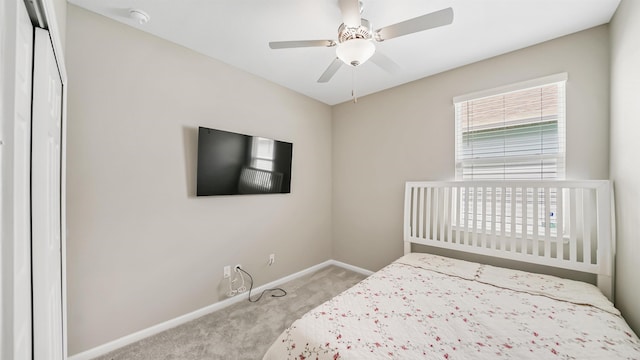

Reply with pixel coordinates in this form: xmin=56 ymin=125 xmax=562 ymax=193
xmin=263 ymin=180 xmax=640 ymax=359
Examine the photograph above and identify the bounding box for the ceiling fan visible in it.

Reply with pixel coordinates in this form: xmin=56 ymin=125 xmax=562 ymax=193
xmin=269 ymin=0 xmax=454 ymax=83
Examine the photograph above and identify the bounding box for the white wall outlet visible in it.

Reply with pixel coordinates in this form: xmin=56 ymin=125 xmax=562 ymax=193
xmin=223 ymin=266 xmax=231 ymax=279
xmin=234 ymin=264 xmax=242 ymax=272
xmin=268 ymin=253 xmax=275 ymax=266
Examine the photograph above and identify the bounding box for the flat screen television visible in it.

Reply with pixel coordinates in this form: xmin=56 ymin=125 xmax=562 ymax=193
xmin=196 ymin=127 xmax=293 ymax=196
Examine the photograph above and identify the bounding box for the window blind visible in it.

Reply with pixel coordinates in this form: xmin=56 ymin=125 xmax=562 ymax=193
xmin=454 ymin=77 xmax=566 ymax=180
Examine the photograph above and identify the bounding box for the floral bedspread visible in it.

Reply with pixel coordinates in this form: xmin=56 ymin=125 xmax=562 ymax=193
xmin=263 ymin=253 xmax=640 ymax=359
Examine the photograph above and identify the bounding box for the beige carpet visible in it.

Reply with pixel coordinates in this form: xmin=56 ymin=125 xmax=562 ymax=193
xmin=93 ymin=265 xmax=367 ymax=360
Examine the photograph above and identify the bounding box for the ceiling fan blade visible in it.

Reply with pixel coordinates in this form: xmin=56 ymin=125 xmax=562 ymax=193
xmin=376 ymin=7 xmax=453 ymax=41
xmin=317 ymin=58 xmax=343 ymax=83
xmin=370 ymin=52 xmax=400 ymax=75
xmin=338 ymin=0 xmax=361 ymax=27
xmin=269 ymin=40 xmax=336 ymax=49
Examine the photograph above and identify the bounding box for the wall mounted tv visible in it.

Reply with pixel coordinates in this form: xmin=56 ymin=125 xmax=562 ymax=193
xmin=196 ymin=127 xmax=293 ymax=196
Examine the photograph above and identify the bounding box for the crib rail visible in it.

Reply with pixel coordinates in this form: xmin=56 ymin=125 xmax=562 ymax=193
xmin=404 ymin=180 xmax=614 ymax=299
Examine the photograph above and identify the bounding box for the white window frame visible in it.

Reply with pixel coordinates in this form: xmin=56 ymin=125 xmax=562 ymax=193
xmin=250 ymin=136 xmax=275 ymax=171
xmin=453 ymin=73 xmax=567 ymax=181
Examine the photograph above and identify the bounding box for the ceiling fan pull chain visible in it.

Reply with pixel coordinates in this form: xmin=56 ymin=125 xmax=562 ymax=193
xmin=352 ymin=68 xmax=358 ymax=103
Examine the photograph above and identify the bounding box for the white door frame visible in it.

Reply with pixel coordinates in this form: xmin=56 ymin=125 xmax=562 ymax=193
xmin=1 ymin=0 xmax=68 ymax=358
xmin=27 ymin=0 xmax=69 ymax=358
xmin=32 ymin=27 xmax=64 ymax=360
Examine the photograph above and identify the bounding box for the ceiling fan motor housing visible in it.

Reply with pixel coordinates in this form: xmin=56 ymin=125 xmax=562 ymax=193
xmin=338 ymin=19 xmax=373 ymax=43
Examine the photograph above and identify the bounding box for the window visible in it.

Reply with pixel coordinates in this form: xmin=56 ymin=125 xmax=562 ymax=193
xmin=454 ymin=73 xmax=567 ymax=180
xmin=249 ymin=137 xmax=276 ymax=189
xmin=250 ymin=137 xmax=275 ymax=171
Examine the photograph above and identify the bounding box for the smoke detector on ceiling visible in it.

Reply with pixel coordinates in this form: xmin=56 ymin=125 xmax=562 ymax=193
xmin=129 ymin=9 xmax=150 ymax=24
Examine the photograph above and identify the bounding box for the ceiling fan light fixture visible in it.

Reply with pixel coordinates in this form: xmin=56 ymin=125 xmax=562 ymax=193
xmin=336 ymin=39 xmax=375 ymax=67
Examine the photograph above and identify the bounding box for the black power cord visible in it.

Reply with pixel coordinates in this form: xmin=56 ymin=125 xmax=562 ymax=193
xmin=236 ymin=267 xmax=287 ymax=302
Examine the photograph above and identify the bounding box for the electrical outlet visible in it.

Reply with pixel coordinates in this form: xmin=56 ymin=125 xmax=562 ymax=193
xmin=223 ymin=266 xmax=231 ymax=279
xmin=268 ymin=253 xmax=275 ymax=266
xmin=234 ymin=264 xmax=242 ymax=272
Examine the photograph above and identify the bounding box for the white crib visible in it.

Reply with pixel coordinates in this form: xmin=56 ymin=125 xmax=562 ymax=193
xmin=403 ymin=180 xmax=614 ymax=300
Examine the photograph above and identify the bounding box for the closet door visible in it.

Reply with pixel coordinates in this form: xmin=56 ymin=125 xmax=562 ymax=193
xmin=31 ymin=27 xmax=63 ymax=360
xmin=0 ymin=0 xmax=34 ymax=358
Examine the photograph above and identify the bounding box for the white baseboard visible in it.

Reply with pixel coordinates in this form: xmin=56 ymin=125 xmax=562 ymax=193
xmin=328 ymin=259 xmax=374 ymax=276
xmin=67 ymin=259 xmax=372 ymax=360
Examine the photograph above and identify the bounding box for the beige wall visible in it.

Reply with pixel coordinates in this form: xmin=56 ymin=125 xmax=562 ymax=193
xmin=332 ymin=26 xmax=611 ymax=272
xmin=65 ymin=5 xmax=332 ymax=355
xmin=610 ymin=0 xmax=640 ymax=333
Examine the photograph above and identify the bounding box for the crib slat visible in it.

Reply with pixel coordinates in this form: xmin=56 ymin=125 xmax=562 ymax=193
xmin=491 ymin=186 xmax=497 ymax=250
xmin=576 ymin=189 xmax=585 ymax=263
xmin=569 ymin=188 xmax=577 ymax=262
xmin=583 ymin=189 xmax=592 ymax=264
xmin=447 ymin=187 xmax=453 ymax=243
xmin=425 ymin=188 xmax=432 ymax=240
xmin=441 ymin=187 xmax=448 ymax=242
xmin=456 ymin=187 xmax=462 ymax=244
xmin=522 ymin=187 xmax=529 ymax=255
xmin=416 ymin=187 xmax=424 ymax=239
xmin=469 ymin=186 xmax=474 ymax=246
xmin=531 ymin=187 xmax=540 ymax=256
xmin=434 ymin=188 xmax=440 ymax=241
xmin=556 ymin=187 xmax=564 ymax=260
xmin=499 ymin=186 xmax=506 ymax=250
xmin=510 ymin=186 xmax=516 ymax=252
xmin=411 ymin=187 xmax=421 ymax=237
xmin=544 ymin=187 xmax=551 ymax=258
xmin=512 ymin=187 xmax=517 ymax=253
xmin=464 ymin=186 xmax=470 ymax=245
xmin=481 ymin=187 xmax=487 ymax=248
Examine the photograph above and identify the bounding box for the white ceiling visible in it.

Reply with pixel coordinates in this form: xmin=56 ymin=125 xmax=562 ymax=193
xmin=67 ymin=0 xmax=620 ymax=105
